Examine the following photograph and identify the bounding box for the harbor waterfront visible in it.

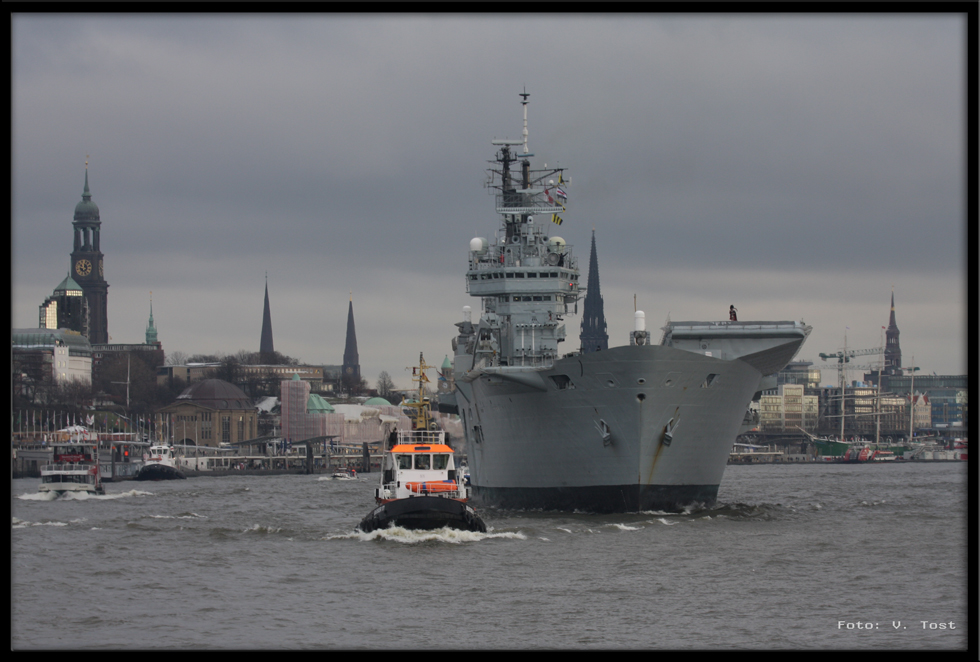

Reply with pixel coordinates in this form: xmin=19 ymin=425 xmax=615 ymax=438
xmin=11 ymin=461 xmax=967 ymax=650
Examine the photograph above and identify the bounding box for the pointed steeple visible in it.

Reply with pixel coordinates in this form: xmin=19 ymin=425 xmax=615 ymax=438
xmin=260 ymin=275 xmax=275 ymax=360
xmin=145 ymin=292 xmax=158 ymax=345
xmin=579 ymin=229 xmax=609 ymax=353
xmin=342 ymin=294 xmax=360 ymax=384
xmin=884 ymin=288 xmax=901 ymax=376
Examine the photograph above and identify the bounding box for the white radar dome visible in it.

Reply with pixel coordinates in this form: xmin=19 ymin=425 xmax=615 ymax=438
xmin=549 ymin=237 xmax=566 ymax=248
xmin=470 ymin=237 xmax=488 ymax=254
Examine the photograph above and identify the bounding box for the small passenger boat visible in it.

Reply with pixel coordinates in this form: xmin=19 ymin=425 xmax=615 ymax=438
xmin=39 ymin=440 xmax=105 ymax=496
xmin=358 ymin=354 xmax=486 ymax=533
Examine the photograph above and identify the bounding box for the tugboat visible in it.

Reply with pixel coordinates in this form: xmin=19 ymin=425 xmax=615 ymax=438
xmin=358 ymin=354 xmax=486 ymax=533
xmin=135 ymin=443 xmax=186 ymax=481
xmin=39 ymin=439 xmax=105 ymax=496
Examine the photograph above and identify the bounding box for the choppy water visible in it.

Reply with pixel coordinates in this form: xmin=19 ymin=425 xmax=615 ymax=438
xmin=11 ymin=462 xmax=968 ymax=650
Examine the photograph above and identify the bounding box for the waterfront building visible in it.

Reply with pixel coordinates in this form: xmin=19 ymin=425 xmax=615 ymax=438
xmin=156 ymin=363 xmax=327 ymax=393
xmin=91 ymin=299 xmax=165 ymax=375
xmin=874 ymin=374 xmax=967 ymax=429
xmin=817 ymin=385 xmax=911 ymax=438
xmin=12 ymin=328 xmax=93 ymax=393
xmin=280 ymin=374 xmax=408 ymax=448
xmin=579 ymin=230 xmax=608 ymax=353
xmin=759 ymin=384 xmax=819 ymax=433
xmin=909 ymin=393 xmax=933 ymax=431
xmin=69 ymin=162 xmax=109 ymax=344
xmin=776 ymin=361 xmax=822 ymax=390
xmin=155 ymin=378 xmax=257 ymax=447
xmin=39 ymin=274 xmax=90 ymax=338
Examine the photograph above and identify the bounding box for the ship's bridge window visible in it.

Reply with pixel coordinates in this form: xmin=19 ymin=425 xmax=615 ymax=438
xmin=433 ymin=454 xmax=450 ymax=470
xmin=522 ymin=296 xmax=532 ymax=301
xmin=528 ymin=272 xmax=537 ymax=278
xmin=397 ymin=455 xmax=412 ymax=470
xmin=550 ymin=272 xmax=558 ymax=278
xmin=505 ymin=273 xmax=514 ymax=279
xmin=515 ymin=272 xmax=525 ymax=278
xmin=414 ymin=454 xmax=431 ymax=470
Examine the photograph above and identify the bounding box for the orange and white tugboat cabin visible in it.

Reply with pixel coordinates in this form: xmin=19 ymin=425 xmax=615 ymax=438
xmin=358 ymin=354 xmax=486 ymax=533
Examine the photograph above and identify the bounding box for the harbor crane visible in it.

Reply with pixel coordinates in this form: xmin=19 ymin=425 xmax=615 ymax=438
xmin=818 ymin=334 xmax=888 ymax=441
xmin=818 ymin=335 xmax=883 ymax=390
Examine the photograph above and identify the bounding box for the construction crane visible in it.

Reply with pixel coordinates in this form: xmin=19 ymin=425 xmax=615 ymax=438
xmin=818 ymin=331 xmax=883 ymax=388
xmin=818 ymin=332 xmax=887 ymax=441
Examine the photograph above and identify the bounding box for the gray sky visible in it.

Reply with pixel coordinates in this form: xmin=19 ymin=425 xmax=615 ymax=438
xmin=12 ymin=13 xmax=969 ymax=390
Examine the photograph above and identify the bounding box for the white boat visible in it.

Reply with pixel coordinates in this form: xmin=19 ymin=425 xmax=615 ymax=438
xmin=358 ymin=354 xmax=486 ymax=533
xmin=331 ymin=468 xmax=358 ymax=480
xmin=39 ymin=440 xmax=105 ymax=496
xmin=135 ymin=444 xmax=186 ymax=481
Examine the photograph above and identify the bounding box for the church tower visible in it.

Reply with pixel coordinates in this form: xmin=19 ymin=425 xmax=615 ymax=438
xmin=579 ymin=229 xmax=609 ymax=353
xmin=342 ymin=295 xmax=360 ymax=384
xmin=69 ymin=161 xmax=109 ymax=344
xmin=259 ymin=275 xmax=275 ymax=361
xmin=146 ymin=293 xmax=158 ymax=345
xmin=884 ymin=289 xmax=902 ymax=376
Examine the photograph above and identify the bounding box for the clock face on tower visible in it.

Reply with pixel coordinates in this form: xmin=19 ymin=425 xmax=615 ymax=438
xmin=75 ymin=259 xmax=93 ymax=277
xmin=346 ymin=367 xmax=354 ymax=375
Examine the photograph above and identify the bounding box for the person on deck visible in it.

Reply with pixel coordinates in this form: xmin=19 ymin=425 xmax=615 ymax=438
xmin=729 ymin=305 xmax=738 ymax=321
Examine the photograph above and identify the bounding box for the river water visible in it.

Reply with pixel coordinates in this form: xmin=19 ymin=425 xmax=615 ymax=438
xmin=11 ymin=462 xmax=969 ymax=650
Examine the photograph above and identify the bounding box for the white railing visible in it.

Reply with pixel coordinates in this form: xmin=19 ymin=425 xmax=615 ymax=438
xmin=40 ymin=463 xmax=97 ymax=474
xmin=395 ymin=430 xmax=445 ymax=445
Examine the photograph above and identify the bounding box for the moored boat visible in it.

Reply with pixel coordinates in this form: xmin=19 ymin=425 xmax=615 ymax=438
xmin=358 ymin=354 xmax=486 ymax=533
xmin=39 ymin=440 xmax=105 ymax=496
xmin=135 ymin=444 xmax=186 ymax=481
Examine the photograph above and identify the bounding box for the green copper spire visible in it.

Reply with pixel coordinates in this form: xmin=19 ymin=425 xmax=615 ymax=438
xmin=145 ymin=292 xmax=158 ymax=344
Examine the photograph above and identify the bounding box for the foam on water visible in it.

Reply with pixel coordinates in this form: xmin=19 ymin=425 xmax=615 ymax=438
xmin=326 ymin=525 xmax=526 ymax=544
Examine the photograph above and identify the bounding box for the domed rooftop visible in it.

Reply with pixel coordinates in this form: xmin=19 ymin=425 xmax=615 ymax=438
xmin=363 ymin=396 xmax=392 ymax=406
xmin=176 ymin=379 xmax=253 ymax=410
xmin=73 ymin=169 xmax=100 ymax=223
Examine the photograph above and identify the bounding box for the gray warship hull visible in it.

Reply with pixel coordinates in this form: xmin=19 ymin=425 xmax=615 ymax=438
xmin=454 ymin=344 xmax=769 ymax=512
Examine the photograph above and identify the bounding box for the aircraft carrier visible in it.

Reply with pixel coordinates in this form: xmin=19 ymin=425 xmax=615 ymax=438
xmin=440 ymin=92 xmax=810 ymax=512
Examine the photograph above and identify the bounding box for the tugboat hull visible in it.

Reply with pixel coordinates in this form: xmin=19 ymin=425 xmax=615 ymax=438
xmin=358 ymin=496 xmax=487 ymax=533
xmin=135 ymin=464 xmax=186 ymax=481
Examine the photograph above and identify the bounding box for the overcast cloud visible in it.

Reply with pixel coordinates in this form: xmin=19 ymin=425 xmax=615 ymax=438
xmin=12 ymin=13 xmax=969 ymax=389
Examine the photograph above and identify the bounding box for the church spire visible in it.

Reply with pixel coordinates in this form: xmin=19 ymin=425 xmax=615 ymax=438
xmin=884 ymin=287 xmax=902 ymax=376
xmin=260 ymin=274 xmax=275 ymax=360
xmin=579 ymin=229 xmax=609 ymax=353
xmin=342 ymin=295 xmax=360 ymax=386
xmin=145 ymin=292 xmax=158 ymax=345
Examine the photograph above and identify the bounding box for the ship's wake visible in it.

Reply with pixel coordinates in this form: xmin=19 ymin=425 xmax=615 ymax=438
xmin=329 ymin=526 xmax=526 ymax=544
